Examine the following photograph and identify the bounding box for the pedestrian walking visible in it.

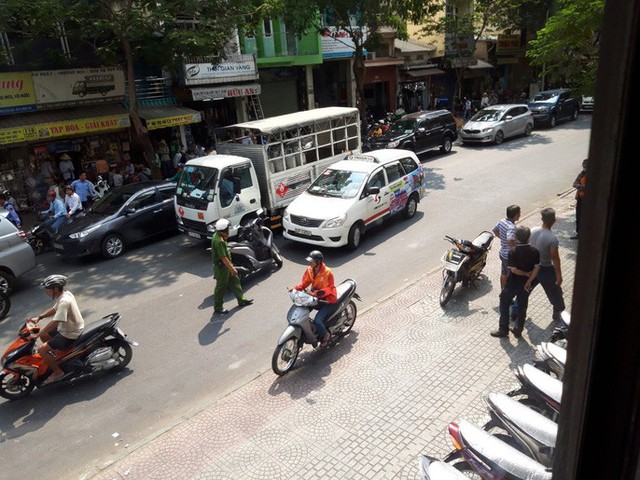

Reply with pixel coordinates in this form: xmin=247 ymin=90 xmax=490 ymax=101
xmin=211 ymin=219 xmax=253 ymax=315
xmin=571 ymin=158 xmax=587 ymax=239
xmin=529 ymin=207 xmax=566 ymax=322
xmin=481 ymin=91 xmax=490 ymax=108
xmin=71 ymin=171 xmax=97 ymax=210
xmin=463 ymin=97 xmax=472 ymax=120
xmin=491 ymin=225 xmax=540 ymax=338
xmin=493 ymin=205 xmax=521 ymax=319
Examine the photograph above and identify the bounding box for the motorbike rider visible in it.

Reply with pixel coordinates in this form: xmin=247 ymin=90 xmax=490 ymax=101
xmin=288 ymin=250 xmax=337 ymax=347
xmin=0 ymin=192 xmax=22 ymax=228
xmin=64 ymin=184 xmax=83 ymax=219
xmin=43 ymin=189 xmax=67 ymax=234
xmin=29 ymin=275 xmax=85 ymax=384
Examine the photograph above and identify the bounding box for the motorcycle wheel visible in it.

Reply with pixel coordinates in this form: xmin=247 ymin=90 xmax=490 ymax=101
xmin=439 ymin=272 xmax=456 ymax=307
xmin=336 ymin=300 xmax=357 ymax=336
xmin=104 ymin=339 xmax=133 ymax=372
xmin=271 ymin=338 xmax=300 ymax=376
xmin=0 ymin=371 xmax=35 ymax=400
xmin=0 ymin=290 xmax=10 ymax=320
xmin=272 ymin=245 xmax=284 ymax=270
xmin=31 ymin=237 xmax=46 ymax=255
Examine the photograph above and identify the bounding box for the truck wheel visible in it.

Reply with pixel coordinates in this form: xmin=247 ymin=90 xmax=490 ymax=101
xmin=347 ymin=223 xmax=364 ymax=250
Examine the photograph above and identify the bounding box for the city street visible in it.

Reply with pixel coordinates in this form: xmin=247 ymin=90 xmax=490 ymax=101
xmin=0 ymin=115 xmax=591 ymax=479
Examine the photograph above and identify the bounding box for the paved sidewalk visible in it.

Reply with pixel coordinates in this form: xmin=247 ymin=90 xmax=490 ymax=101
xmin=90 ymin=192 xmax=577 ymax=480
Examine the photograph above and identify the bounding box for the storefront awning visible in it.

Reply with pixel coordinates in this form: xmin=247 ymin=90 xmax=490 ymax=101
xmin=0 ymin=104 xmax=130 ymax=147
xmin=468 ymin=59 xmax=495 ymax=70
xmin=137 ymin=106 xmax=202 ymax=131
xmin=403 ymin=68 xmax=445 ymax=78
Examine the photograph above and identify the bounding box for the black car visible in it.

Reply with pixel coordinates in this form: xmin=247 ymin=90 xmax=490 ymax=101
xmin=528 ymin=88 xmax=580 ymax=128
xmin=53 ymin=181 xmax=178 ymax=259
xmin=364 ymin=109 xmax=458 ymax=155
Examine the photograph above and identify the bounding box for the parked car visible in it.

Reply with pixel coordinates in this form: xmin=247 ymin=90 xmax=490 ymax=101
xmin=528 ymin=88 xmax=580 ymax=127
xmin=459 ymin=104 xmax=534 ymax=145
xmin=363 ymin=109 xmax=458 ymax=155
xmin=282 ymin=149 xmax=427 ymax=250
xmin=581 ymin=94 xmax=595 ymax=112
xmin=53 ymin=181 xmax=178 ymax=260
xmin=0 ymin=216 xmax=37 ymax=293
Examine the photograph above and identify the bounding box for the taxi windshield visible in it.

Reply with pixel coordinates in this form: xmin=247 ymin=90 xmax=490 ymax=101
xmin=307 ymin=169 xmax=368 ymax=199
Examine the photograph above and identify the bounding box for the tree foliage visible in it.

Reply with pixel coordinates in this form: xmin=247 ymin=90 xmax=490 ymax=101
xmin=526 ymin=0 xmax=603 ymax=95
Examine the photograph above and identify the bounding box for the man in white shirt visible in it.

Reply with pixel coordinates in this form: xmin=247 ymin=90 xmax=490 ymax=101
xmin=64 ymin=185 xmax=83 ymax=219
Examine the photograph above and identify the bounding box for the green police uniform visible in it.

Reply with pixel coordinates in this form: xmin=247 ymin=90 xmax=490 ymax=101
xmin=211 ymin=231 xmax=246 ymax=312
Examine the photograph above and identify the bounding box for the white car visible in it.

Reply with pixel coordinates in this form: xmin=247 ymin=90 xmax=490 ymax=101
xmin=282 ymin=149 xmax=427 ymax=250
xmin=460 ymin=104 xmax=534 ymax=145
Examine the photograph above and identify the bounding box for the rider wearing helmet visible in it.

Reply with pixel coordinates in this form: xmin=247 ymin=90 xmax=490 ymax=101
xmin=211 ymin=219 xmax=253 ymax=314
xmin=30 ymin=275 xmax=85 ymax=384
xmin=288 ymin=250 xmax=337 ymax=347
xmin=64 ymin=183 xmax=83 ymax=218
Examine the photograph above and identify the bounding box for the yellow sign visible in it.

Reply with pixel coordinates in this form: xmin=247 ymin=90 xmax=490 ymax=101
xmin=145 ymin=112 xmax=201 ymax=130
xmin=0 ymin=114 xmax=131 ymax=146
xmin=0 ymin=72 xmax=37 ymax=115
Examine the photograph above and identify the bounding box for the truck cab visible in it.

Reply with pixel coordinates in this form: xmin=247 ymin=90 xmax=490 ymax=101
xmin=174 ymin=154 xmax=262 ymax=240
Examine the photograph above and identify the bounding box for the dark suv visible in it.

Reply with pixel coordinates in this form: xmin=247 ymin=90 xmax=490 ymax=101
xmin=364 ymin=110 xmax=458 ymax=155
xmin=528 ymin=88 xmax=580 ymax=128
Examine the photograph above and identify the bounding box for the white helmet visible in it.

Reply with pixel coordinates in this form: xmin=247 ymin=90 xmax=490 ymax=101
xmin=215 ymin=218 xmax=231 ymax=231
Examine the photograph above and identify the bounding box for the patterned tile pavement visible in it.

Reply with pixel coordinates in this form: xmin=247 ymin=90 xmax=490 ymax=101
xmin=90 ymin=191 xmax=577 ymax=480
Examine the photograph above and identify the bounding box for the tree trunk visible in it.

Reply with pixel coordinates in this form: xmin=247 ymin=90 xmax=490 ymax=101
xmin=122 ymin=39 xmax=158 ymax=177
xmin=352 ymin=43 xmax=367 ymax=130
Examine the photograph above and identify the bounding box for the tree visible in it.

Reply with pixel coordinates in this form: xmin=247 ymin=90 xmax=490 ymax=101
xmin=418 ymin=0 xmax=551 ymax=103
xmin=1 ymin=0 xmax=250 ymax=161
xmin=263 ymin=0 xmax=442 ymax=122
xmin=526 ymin=0 xmax=603 ymax=96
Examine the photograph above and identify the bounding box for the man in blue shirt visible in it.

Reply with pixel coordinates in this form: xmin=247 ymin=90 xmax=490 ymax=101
xmin=0 ymin=193 xmax=22 ymax=228
xmin=43 ymin=190 xmax=67 ymax=234
xmin=71 ymin=171 xmax=97 ymax=210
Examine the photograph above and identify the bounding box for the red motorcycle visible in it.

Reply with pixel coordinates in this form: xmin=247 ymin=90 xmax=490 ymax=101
xmin=0 ymin=313 xmax=136 ymax=400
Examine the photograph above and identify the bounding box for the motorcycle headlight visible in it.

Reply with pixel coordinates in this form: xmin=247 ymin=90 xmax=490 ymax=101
xmin=324 ymin=213 xmax=347 ymax=228
xmin=387 ymin=140 xmax=400 ymax=148
xmin=69 ymin=224 xmax=102 ymax=239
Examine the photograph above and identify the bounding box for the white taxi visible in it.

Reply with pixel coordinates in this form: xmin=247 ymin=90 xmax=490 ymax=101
xmin=282 ymin=149 xmax=427 ymax=249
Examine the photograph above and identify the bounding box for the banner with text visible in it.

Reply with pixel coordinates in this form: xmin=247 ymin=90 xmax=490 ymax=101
xmin=0 ymin=72 xmax=37 ymax=116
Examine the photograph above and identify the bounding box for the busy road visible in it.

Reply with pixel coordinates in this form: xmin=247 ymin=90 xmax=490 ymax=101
xmin=0 ymin=115 xmax=591 ymax=480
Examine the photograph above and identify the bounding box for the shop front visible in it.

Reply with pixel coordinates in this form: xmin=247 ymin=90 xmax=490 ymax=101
xmin=178 ymin=55 xmax=260 ymax=149
xmin=137 ymin=105 xmax=202 ymax=157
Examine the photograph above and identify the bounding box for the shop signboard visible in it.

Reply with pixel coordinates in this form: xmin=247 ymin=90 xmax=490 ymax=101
xmin=32 ymin=67 xmax=125 ymax=109
xmin=0 ymin=113 xmax=130 ymax=146
xmin=0 ymin=72 xmax=37 ymax=116
xmin=183 ymin=55 xmax=258 ymax=85
xmin=321 ymin=26 xmax=368 ymax=59
xmin=144 ymin=111 xmax=202 ymax=130
xmin=190 ymin=84 xmax=261 ymax=101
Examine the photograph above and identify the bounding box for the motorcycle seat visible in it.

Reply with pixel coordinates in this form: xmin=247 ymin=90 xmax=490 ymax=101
xmin=74 ymin=316 xmax=117 ymax=344
xmin=520 ymin=363 xmax=563 ymax=405
xmin=321 ymin=279 xmax=357 ymax=318
xmin=472 ymin=231 xmax=494 ymax=250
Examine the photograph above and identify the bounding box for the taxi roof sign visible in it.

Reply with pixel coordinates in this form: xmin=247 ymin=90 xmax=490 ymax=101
xmin=345 ymin=153 xmax=380 ymax=163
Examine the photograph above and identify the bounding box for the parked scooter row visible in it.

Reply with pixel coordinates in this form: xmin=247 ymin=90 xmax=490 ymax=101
xmin=419 ymin=321 xmax=569 ymax=479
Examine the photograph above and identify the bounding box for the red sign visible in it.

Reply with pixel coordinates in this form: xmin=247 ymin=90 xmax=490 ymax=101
xmin=275 ymin=182 xmax=288 ymax=198
xmin=197 ymin=212 xmax=204 ymax=219
xmin=178 ymin=206 xmax=184 ymax=217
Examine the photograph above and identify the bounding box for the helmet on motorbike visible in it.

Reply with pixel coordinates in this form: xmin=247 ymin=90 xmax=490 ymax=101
xmin=305 ymin=250 xmax=324 ymax=263
xmin=41 ymin=274 xmax=68 ymax=289
xmin=215 ymin=218 xmax=231 ymax=231
xmin=47 ymin=190 xmax=56 ymax=197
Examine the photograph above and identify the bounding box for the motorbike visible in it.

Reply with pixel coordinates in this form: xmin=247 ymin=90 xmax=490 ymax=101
xmin=549 ymin=310 xmax=571 ymax=346
xmin=534 ymin=341 xmax=567 ymax=380
xmin=271 ymin=278 xmax=361 ymax=376
xmin=439 ymin=231 xmax=494 ymax=307
xmin=0 ymin=312 xmax=137 ymax=400
xmin=0 ymin=290 xmax=10 ymax=321
xmin=507 ymin=363 xmax=563 ymax=421
xmin=418 ymin=454 xmax=469 ymax=479
xmin=229 ymin=216 xmax=283 ymax=280
xmin=26 ymin=210 xmax=55 ymax=255
xmin=442 ymin=418 xmax=552 ymax=480
xmin=483 ymin=391 xmax=558 ymax=467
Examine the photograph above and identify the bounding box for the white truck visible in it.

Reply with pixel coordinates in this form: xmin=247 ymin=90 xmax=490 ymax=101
xmin=174 ymin=107 xmax=361 ymax=240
